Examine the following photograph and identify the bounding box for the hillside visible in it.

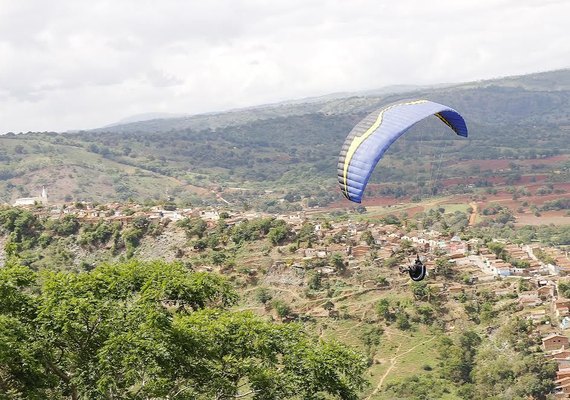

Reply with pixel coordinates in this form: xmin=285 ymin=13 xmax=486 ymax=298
xmin=0 ymin=69 xmax=569 ymax=209
xmin=0 ymin=202 xmax=568 ymax=398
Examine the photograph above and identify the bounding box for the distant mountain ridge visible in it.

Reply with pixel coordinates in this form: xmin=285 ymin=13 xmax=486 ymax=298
xmin=103 ymin=112 xmax=191 ymax=127
xmin=92 ymin=68 xmax=570 ymax=135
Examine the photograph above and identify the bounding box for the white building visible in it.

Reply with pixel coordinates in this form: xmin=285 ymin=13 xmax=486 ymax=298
xmin=13 ymin=187 xmax=48 ymax=206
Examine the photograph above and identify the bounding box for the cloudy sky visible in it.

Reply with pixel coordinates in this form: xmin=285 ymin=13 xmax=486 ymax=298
xmin=0 ymin=0 xmax=568 ymax=133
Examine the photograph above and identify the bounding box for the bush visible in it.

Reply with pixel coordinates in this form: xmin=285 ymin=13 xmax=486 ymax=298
xmin=255 ymin=287 xmax=273 ymax=304
xmin=272 ymin=300 xmax=292 ymax=318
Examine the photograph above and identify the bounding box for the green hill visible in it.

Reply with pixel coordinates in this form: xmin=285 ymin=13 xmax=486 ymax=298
xmin=1 ymin=69 xmax=569 ymax=207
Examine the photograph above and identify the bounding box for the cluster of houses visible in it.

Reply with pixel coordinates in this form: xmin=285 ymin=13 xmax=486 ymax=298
xmin=542 ymin=333 xmax=570 ymax=397
xmin=8 ymin=198 xmax=570 ymax=395
xmin=282 ymin=215 xmax=568 ymax=284
xmin=18 ymin=201 xmax=569 ymax=283
xmin=477 ymin=243 xmax=570 ymax=277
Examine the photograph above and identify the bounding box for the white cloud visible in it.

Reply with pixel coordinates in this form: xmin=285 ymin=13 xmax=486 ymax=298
xmin=0 ymin=0 xmax=568 ymax=132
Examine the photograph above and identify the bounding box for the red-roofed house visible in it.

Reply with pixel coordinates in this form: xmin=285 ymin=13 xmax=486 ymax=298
xmin=544 ymin=334 xmax=570 ymax=352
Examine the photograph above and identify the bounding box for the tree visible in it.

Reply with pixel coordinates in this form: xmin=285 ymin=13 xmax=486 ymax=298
xmin=255 ymin=287 xmax=273 ymax=305
xmin=0 ymin=260 xmax=367 ymax=399
xmin=360 ymin=325 xmax=383 ymax=357
xmin=559 ymin=280 xmax=570 ymax=298
xmin=518 ymin=278 xmax=531 ymax=292
xmin=268 ymin=224 xmax=289 ymax=245
xmin=435 ymin=257 xmax=453 ymax=278
xmin=210 ymin=250 xmax=227 ymax=266
xmin=176 ymin=217 xmax=207 ymax=239
xmin=383 ymin=373 xmax=457 ymax=399
xmin=437 ymin=331 xmax=481 ymax=385
xmin=329 ymin=253 xmax=346 ymax=272
xmin=416 ymin=304 xmax=436 ymax=325
xmin=360 ymin=230 xmax=375 ymax=246
xmin=122 ymin=227 xmax=144 ymax=258
xmin=297 ymin=222 xmax=316 ymax=245
xmin=173 ymin=311 xmax=368 ymax=400
xmin=375 ymin=298 xmax=392 ymax=321
xmin=395 ymin=310 xmax=411 ymax=330
xmin=487 ymin=241 xmax=507 ymax=260
xmin=410 ymin=281 xmax=430 ymax=301
xmin=307 ymin=271 xmax=322 ymax=290
xmin=471 ymin=341 xmax=556 ymax=399
xmin=272 ymin=299 xmax=292 ymax=319
xmin=48 ymin=215 xmax=80 ymax=236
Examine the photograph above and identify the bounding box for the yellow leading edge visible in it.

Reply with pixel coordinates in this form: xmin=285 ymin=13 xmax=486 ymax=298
xmin=342 ymin=100 xmax=428 ymax=197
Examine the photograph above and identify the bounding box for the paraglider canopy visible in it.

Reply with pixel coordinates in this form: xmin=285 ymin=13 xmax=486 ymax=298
xmin=337 ymin=99 xmax=468 ymax=203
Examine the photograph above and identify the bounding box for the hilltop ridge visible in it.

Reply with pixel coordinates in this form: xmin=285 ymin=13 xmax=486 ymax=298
xmin=91 ymin=68 xmax=570 ymax=135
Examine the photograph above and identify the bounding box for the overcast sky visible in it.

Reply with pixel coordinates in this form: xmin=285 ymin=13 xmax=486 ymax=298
xmin=0 ymin=0 xmax=568 ymax=133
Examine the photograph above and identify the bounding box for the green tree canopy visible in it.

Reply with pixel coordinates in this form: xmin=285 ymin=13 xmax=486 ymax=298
xmin=0 ymin=259 xmax=367 ymax=399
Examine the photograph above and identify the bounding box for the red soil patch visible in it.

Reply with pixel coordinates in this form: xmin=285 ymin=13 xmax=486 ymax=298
xmin=404 ymin=206 xmax=425 ymax=215
xmin=515 ymin=211 xmax=570 ymax=226
xmin=328 ymin=195 xmax=403 ymax=208
xmin=456 ymin=155 xmax=569 ymax=171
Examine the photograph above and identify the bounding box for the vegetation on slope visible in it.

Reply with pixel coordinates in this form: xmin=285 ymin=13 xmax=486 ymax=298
xmin=0 ymin=70 xmax=568 ymax=208
xmin=1 ymin=203 xmax=568 ymax=399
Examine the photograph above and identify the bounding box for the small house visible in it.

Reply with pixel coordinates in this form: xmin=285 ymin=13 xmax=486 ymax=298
xmin=543 ymin=334 xmax=570 ymax=352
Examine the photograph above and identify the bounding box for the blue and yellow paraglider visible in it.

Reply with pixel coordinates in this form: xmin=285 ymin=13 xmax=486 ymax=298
xmin=337 ymin=99 xmax=468 ymax=204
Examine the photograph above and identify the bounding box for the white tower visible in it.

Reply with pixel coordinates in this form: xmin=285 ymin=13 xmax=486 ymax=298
xmin=41 ymin=186 xmax=48 ymax=204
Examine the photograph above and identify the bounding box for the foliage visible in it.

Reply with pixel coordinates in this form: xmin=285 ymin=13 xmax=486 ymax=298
xmin=437 ymin=330 xmax=481 ymax=384
xmin=470 ymin=224 xmax=570 ymax=246
xmin=409 ymin=281 xmax=437 ymax=303
xmin=487 ymin=241 xmax=507 ymax=260
xmin=0 ymin=260 xmax=367 ymax=399
xmin=360 ymin=325 xmax=383 ymax=358
xmin=434 ymin=257 xmax=453 ymax=278
xmin=78 ymin=221 xmax=117 ymax=248
xmin=381 ymin=214 xmax=401 ymax=226
xmin=559 ymin=280 xmax=570 ymax=298
xmin=267 ymin=220 xmax=291 ymax=245
xmin=46 ymin=215 xmax=80 ymax=236
xmin=384 ymin=373 xmax=458 ymax=400
xmin=360 ymin=230 xmax=375 ymax=246
xmin=395 ymin=310 xmax=412 ymax=331
xmin=471 ymin=344 xmax=556 ymax=399
xmin=272 ymin=299 xmax=292 ymax=319
xmin=176 ymin=217 xmax=207 ymax=239
xmin=254 ymin=287 xmax=273 ymax=305
xmin=375 ymin=298 xmax=395 ymax=322
xmin=307 ymin=271 xmax=322 ymax=290
xmin=329 ymin=252 xmax=346 ymax=272
xmin=229 ymin=218 xmax=285 ymax=245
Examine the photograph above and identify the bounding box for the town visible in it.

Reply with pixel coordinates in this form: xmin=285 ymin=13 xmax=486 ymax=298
xmin=3 ymin=192 xmax=570 ymax=397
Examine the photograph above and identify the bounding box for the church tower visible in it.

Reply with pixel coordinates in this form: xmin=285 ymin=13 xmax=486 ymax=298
xmin=41 ymin=186 xmax=48 ymax=204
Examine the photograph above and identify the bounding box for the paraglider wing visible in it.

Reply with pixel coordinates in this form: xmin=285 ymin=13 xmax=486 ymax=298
xmin=337 ymin=100 xmax=468 ymax=203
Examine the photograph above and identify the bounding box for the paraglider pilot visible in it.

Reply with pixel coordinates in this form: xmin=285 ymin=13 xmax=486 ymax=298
xmin=399 ymin=254 xmax=427 ymax=282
